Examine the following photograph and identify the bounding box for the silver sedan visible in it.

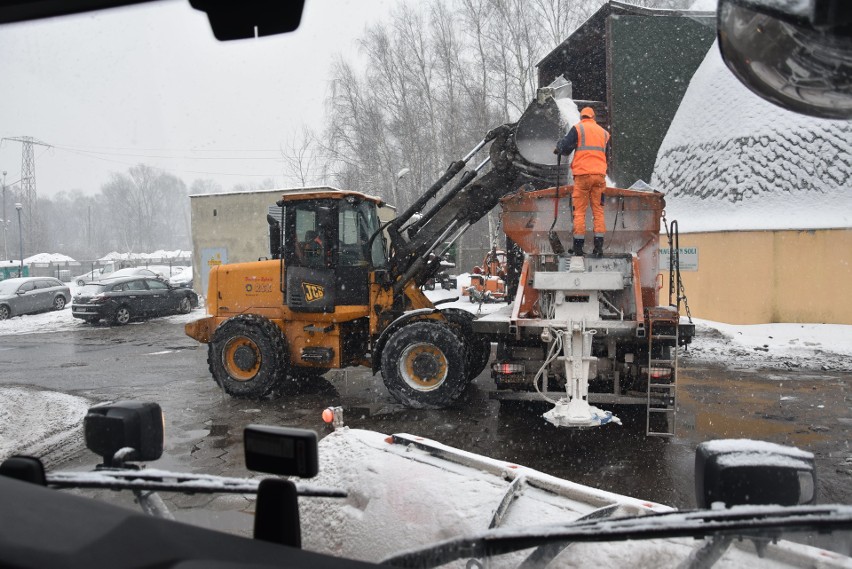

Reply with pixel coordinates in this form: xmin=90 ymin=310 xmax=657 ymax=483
xmin=0 ymin=277 xmax=71 ymax=320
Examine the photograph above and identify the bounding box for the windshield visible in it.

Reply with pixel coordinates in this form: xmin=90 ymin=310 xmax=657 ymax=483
xmin=0 ymin=0 xmax=849 ymax=567
xmin=0 ymin=280 xmax=22 ymax=295
xmin=77 ymin=284 xmax=109 ymax=295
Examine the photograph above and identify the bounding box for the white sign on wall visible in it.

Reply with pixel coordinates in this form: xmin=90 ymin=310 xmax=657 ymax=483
xmin=659 ymin=247 xmax=698 ymax=271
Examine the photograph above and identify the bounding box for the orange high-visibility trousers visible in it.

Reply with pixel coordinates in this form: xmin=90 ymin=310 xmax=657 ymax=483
xmin=572 ymin=174 xmax=606 ymax=237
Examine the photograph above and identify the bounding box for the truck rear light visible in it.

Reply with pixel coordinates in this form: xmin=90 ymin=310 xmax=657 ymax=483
xmin=492 ymin=362 xmax=524 ymax=376
xmin=643 ymin=366 xmax=672 ymax=379
xmin=491 ymin=362 xmax=524 ymax=380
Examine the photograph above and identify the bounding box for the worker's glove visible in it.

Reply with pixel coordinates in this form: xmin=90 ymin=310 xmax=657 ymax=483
xmin=553 ymin=148 xmax=559 ymax=155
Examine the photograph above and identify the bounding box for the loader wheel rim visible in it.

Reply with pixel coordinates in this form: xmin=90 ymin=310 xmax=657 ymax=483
xmin=223 ymin=336 xmax=261 ymax=381
xmin=398 ymin=342 xmax=447 ymax=391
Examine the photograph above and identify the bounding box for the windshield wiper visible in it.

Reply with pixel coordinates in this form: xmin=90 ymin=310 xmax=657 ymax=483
xmin=380 ymin=505 xmax=852 ymax=568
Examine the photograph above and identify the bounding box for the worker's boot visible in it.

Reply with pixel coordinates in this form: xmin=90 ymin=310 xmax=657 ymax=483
xmin=572 ymin=238 xmax=585 ymax=256
xmin=592 ymin=236 xmax=604 ymax=258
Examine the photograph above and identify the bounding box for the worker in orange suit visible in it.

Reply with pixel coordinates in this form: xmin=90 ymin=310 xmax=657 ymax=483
xmin=554 ymin=106 xmax=611 ymax=257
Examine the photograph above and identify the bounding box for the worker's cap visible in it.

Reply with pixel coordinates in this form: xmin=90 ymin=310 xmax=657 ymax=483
xmin=580 ymin=107 xmax=595 ymax=118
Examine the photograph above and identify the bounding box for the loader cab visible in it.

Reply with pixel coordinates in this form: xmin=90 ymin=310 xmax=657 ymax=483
xmin=280 ymin=193 xmax=386 ymax=312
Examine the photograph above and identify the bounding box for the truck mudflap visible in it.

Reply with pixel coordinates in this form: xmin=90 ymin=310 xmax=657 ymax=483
xmin=185 ymin=316 xmax=216 ymax=344
xmin=679 ymin=319 xmax=696 ymax=346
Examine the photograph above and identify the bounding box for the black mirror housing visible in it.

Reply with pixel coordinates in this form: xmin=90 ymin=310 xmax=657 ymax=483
xmin=695 ymin=439 xmax=816 ymax=508
xmin=244 ymin=425 xmax=318 ymax=478
xmin=84 ymin=402 xmax=164 ymax=466
xmin=717 ymin=0 xmax=852 ymax=119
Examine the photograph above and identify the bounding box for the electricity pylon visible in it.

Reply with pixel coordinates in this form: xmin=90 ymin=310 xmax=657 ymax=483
xmin=1 ymin=136 xmax=51 ymax=256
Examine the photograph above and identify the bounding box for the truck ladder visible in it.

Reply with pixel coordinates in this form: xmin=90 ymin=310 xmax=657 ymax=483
xmin=645 ymin=308 xmax=679 ymax=437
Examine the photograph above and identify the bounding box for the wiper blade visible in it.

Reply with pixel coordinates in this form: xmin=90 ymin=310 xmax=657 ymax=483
xmin=381 ymin=505 xmax=852 ymax=568
xmin=47 ymin=468 xmax=346 ymax=497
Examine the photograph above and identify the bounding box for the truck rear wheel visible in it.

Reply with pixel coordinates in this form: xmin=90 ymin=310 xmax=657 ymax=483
xmin=208 ymin=315 xmax=287 ymax=398
xmin=440 ymin=308 xmax=491 ymax=381
xmin=381 ymin=321 xmax=468 ymax=409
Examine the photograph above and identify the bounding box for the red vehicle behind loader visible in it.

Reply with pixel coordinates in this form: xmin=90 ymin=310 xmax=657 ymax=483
xmin=465 ymin=248 xmax=508 ymax=304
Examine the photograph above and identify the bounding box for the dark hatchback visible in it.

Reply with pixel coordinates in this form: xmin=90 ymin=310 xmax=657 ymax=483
xmin=72 ymin=276 xmax=199 ymax=325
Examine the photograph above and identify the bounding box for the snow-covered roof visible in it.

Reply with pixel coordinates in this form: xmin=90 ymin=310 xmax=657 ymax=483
xmin=188 ymin=185 xmax=343 ymax=199
xmin=24 ymin=253 xmax=77 ymax=264
xmin=652 ymin=40 xmax=852 ymax=233
xmin=98 ymin=250 xmax=191 ymax=262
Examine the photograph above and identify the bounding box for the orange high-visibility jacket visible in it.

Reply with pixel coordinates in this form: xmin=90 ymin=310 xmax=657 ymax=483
xmin=571 ymin=118 xmax=610 ymax=176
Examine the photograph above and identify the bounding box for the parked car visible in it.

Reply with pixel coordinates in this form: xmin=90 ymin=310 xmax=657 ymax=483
xmin=0 ymin=277 xmax=71 ymax=320
xmin=166 ymin=266 xmax=193 ymax=288
xmin=105 ymin=267 xmax=163 ymax=280
xmin=71 ymin=276 xmax=198 ymax=325
xmin=74 ymin=268 xmax=108 ymax=286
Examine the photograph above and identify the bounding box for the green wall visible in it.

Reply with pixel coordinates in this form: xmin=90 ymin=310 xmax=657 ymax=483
xmin=608 ymin=15 xmax=715 ymax=187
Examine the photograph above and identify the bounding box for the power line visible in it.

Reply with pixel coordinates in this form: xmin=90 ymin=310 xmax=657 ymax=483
xmin=51 ymin=142 xmax=283 ymax=155
xmin=56 ymin=146 xmax=282 ymax=178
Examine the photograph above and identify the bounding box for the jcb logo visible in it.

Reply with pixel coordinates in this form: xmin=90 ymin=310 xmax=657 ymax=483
xmin=302 ymin=282 xmax=325 ymax=302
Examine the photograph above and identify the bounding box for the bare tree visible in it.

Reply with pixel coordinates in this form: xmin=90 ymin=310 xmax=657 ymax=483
xmin=101 ymin=164 xmax=189 ymax=253
xmin=281 ymin=126 xmax=322 ymax=187
xmin=189 ymin=179 xmax=223 ymax=195
xmin=320 ymin=0 xmax=610 ymax=256
xmin=229 ymin=178 xmax=277 ymax=193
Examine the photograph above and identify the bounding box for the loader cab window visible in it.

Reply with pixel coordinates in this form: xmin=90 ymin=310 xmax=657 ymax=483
xmin=339 ymin=199 xmax=387 ymax=269
xmin=291 ymin=203 xmax=335 ymax=270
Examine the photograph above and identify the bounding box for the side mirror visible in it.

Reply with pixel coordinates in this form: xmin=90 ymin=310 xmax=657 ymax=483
xmin=695 ymin=439 xmax=816 ymax=508
xmin=244 ymin=425 xmax=318 ymax=478
xmin=0 ymin=456 xmax=46 ymax=485
xmin=717 ymin=0 xmax=852 ymax=119
xmin=84 ymin=402 xmax=164 ymax=467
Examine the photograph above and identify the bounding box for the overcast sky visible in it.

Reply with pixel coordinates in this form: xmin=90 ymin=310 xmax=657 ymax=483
xmin=0 ymin=0 xmax=394 ymax=199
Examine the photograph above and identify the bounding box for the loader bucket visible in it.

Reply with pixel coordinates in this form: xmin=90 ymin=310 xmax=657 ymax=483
xmin=515 ymin=95 xmax=569 ymax=166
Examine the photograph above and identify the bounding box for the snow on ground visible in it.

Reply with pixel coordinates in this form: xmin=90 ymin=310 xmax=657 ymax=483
xmin=682 ymin=319 xmax=852 ymax=372
xmin=0 ymin=305 xmax=201 ymax=336
xmin=0 ymin=284 xmax=201 ymax=465
xmin=0 ymin=283 xmax=201 ymax=336
xmin=0 ymin=387 xmax=90 ymax=468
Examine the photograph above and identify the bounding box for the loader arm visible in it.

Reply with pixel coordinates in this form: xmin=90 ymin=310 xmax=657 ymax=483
xmin=386 ymin=91 xmax=569 ymax=296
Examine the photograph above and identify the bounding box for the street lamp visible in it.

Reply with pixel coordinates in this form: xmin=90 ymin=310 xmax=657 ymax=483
xmin=1 ymin=170 xmax=6 ymax=261
xmin=393 ymin=167 xmax=410 ymax=209
xmin=15 ymin=202 xmax=22 ymax=277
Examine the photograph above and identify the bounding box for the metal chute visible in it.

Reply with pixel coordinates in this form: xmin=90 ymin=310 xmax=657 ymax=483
xmin=514 ymin=78 xmax=573 ymax=166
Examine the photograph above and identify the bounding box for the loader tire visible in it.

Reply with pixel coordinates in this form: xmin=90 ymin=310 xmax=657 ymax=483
xmin=381 ymin=321 xmax=469 ymax=409
xmin=208 ymin=315 xmax=287 ymax=398
xmin=440 ymin=308 xmax=491 ymax=381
